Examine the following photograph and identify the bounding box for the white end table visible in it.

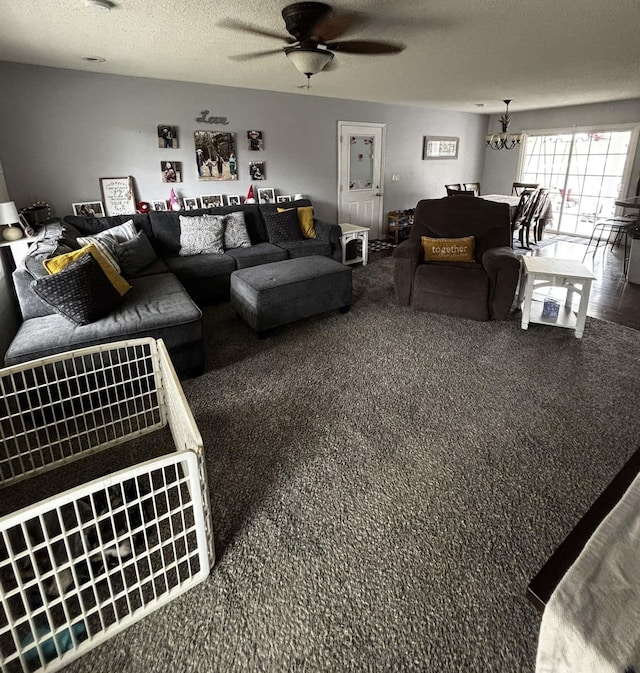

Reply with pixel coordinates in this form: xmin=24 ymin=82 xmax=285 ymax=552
xmin=518 ymin=256 xmax=597 ymax=338
xmin=339 ymin=223 xmax=369 ymax=266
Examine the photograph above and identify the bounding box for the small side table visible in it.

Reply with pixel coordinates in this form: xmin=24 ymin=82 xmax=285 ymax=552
xmin=518 ymin=256 xmax=597 ymax=338
xmin=339 ymin=223 xmax=369 ymax=266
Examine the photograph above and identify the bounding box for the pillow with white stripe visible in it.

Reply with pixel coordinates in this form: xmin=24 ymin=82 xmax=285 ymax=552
xmin=77 ymin=219 xmax=137 ymax=273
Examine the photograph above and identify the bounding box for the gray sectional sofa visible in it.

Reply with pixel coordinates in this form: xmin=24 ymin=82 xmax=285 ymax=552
xmin=5 ymin=199 xmax=342 ymax=375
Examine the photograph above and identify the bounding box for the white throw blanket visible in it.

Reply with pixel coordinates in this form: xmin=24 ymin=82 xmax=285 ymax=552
xmin=536 ymin=472 xmax=640 ymax=672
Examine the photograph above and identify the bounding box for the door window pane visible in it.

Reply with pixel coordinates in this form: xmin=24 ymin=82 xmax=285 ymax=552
xmin=348 ymin=135 xmax=374 ymax=191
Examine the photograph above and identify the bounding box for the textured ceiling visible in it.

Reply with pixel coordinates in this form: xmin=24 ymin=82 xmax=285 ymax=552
xmin=2 ymin=0 xmax=640 ymax=114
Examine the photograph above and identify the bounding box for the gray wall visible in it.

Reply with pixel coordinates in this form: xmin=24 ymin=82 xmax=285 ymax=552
xmin=0 ymin=62 xmax=487 ymax=223
xmin=482 ymin=99 xmax=640 ymax=196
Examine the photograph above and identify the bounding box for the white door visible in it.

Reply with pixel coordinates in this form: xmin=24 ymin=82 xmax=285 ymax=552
xmin=338 ymin=122 xmax=385 ymax=240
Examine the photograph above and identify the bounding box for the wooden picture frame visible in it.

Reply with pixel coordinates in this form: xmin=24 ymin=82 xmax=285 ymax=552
xmin=99 ymin=176 xmax=136 ymax=216
xmin=72 ymin=201 xmax=105 ymax=217
xmin=423 ymin=136 xmax=459 ymax=160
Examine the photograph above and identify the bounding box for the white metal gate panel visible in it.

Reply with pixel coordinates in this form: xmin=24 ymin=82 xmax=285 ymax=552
xmin=0 ymin=451 xmax=209 ymax=673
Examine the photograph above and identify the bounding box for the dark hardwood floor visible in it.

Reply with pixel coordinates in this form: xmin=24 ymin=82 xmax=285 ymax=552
xmin=371 ymin=234 xmax=640 ymax=331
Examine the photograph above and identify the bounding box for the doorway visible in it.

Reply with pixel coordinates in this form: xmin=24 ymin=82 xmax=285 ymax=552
xmin=338 ymin=122 xmax=385 ymax=240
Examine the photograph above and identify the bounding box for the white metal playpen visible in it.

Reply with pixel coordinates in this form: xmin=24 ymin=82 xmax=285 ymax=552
xmin=0 ymin=339 xmax=214 ymax=672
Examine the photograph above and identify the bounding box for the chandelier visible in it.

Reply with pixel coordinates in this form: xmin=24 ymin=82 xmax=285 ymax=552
xmin=486 ymin=100 xmax=523 ymax=150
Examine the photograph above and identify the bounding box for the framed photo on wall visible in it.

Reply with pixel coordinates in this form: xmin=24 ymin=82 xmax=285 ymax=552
xmin=249 ymin=161 xmax=265 ymax=180
xmin=247 ymin=130 xmax=264 ymax=151
xmin=158 ymin=125 xmax=178 ymax=149
xmin=257 ymin=188 xmax=275 ymax=204
xmin=194 ymin=131 xmax=237 ymax=181
xmin=99 ymin=176 xmax=136 ymax=216
xmin=161 ymin=161 xmax=182 ymax=183
xmin=423 ymin=136 xmax=459 ymax=160
xmin=72 ymin=201 xmax=105 ymax=217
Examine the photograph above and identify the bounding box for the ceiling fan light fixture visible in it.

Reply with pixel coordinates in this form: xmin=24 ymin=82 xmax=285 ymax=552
xmin=285 ymin=47 xmax=334 ymax=77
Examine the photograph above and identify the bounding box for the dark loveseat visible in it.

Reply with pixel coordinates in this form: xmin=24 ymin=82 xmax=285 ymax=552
xmin=6 ymin=199 xmax=342 ymax=374
xmin=393 ymin=195 xmax=520 ymax=321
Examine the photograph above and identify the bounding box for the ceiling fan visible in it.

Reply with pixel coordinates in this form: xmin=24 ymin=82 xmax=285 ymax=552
xmin=221 ymin=2 xmax=405 ymax=86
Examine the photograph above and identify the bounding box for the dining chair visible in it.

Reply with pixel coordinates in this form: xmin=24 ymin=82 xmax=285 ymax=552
xmin=463 ymin=182 xmax=481 ymax=196
xmin=447 ymin=189 xmax=475 ymax=196
xmin=517 ymin=188 xmax=549 ymax=248
xmin=532 ymin=189 xmax=551 ymax=244
xmin=512 ymin=182 xmax=540 ymax=196
xmin=582 ymin=219 xmax=634 ymax=275
xmin=511 ymin=190 xmax=536 ymax=241
xmin=445 ymin=184 xmax=462 ymax=196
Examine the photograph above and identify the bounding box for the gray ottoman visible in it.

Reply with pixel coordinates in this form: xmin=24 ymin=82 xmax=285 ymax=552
xmin=230 ymin=256 xmax=352 ymax=336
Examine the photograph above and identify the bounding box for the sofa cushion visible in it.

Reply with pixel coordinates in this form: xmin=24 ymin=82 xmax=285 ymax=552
xmin=224 ymin=211 xmax=252 ymax=250
xmin=164 ymin=252 xmax=237 ymax=280
xmin=226 ymin=242 xmax=288 ymax=269
xmin=264 ymin=209 xmax=304 ymax=244
xmin=32 ymin=253 xmax=124 ymax=326
xmin=179 ymin=214 xmax=225 ymax=255
xmin=44 ymin=243 xmax=132 ymax=296
xmin=113 ymin=230 xmax=159 ymax=277
xmin=5 ymin=273 xmax=203 ymax=367
xmin=278 ymin=205 xmax=316 ymax=238
xmin=421 ymin=236 xmax=475 ymax=263
xmin=274 ymin=239 xmax=332 ymax=259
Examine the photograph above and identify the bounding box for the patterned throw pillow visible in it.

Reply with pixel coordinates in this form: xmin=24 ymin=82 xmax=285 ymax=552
xmin=77 ymin=219 xmax=137 ymax=273
xmin=32 ymin=252 xmax=124 ymax=325
xmin=277 ymin=206 xmax=316 ymax=238
xmin=179 ymin=214 xmax=225 ymax=256
xmin=421 ymin=236 xmax=475 ymax=262
xmin=263 ymin=209 xmax=304 ymax=244
xmin=224 ymin=211 xmax=252 ymax=250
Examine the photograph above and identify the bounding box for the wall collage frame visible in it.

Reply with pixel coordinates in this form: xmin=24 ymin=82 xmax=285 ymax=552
xmin=74 ymin=123 xmax=301 ymax=215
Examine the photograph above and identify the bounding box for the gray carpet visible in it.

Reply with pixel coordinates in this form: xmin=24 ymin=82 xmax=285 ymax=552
xmin=10 ymin=257 xmax=640 ymax=672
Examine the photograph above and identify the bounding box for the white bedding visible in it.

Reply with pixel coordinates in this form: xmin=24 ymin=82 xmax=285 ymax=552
xmin=536 ymin=471 xmax=640 ymax=672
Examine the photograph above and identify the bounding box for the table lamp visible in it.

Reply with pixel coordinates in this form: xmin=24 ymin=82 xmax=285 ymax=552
xmin=0 ymin=201 xmax=24 ymax=241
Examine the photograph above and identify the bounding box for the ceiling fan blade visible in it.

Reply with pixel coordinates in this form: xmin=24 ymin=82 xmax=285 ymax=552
xmin=219 ymin=18 xmax=294 ymax=43
xmin=229 ymin=48 xmax=286 ymax=62
xmin=310 ymin=10 xmax=367 ymax=42
xmin=326 ymin=40 xmax=405 ymax=55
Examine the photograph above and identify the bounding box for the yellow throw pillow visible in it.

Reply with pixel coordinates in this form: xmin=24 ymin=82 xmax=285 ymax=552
xmin=44 ymin=243 xmax=132 ymax=296
xmin=277 ymin=206 xmax=316 ymax=239
xmin=421 ymin=236 xmax=475 ymax=263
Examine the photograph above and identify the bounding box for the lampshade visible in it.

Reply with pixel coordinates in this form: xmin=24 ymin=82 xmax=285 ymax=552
xmin=0 ymin=201 xmax=20 ymax=226
xmin=285 ymin=48 xmax=334 ymax=76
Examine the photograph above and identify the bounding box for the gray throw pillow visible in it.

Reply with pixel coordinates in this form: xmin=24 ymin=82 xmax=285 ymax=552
xmin=179 ymin=214 xmax=225 ymax=255
xmin=263 ymin=209 xmax=304 ymax=244
xmin=224 ymin=211 xmax=252 ymax=250
xmin=31 ymin=253 xmax=124 ymax=325
xmin=113 ymin=230 xmax=158 ymax=277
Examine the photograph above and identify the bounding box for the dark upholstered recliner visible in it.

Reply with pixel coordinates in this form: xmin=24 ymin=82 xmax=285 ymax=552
xmin=393 ymin=196 xmax=520 ymax=321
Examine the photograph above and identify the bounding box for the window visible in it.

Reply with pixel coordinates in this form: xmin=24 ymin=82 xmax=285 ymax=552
xmin=519 ymin=127 xmax=637 ymax=235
